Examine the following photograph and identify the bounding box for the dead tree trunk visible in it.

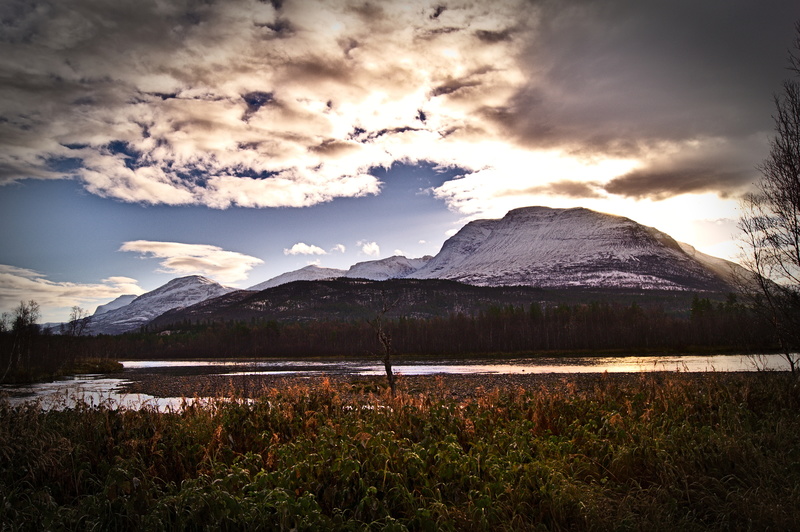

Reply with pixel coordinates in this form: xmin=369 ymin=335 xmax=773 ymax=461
xmin=369 ymin=297 xmax=400 ymax=396
xmin=376 ymin=324 xmax=396 ymax=396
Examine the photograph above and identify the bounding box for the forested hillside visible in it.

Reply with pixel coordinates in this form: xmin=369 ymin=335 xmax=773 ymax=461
xmin=122 ymin=295 xmax=770 ymax=359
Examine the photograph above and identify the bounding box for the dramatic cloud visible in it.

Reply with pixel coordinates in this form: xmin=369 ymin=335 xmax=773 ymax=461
xmin=431 ymin=154 xmax=636 ymax=219
xmin=284 ymin=243 xmax=327 ymax=255
xmin=0 ymin=0 xmax=797 ymax=298
xmin=0 ymin=0 xmax=530 ymax=208
xmin=0 ymin=265 xmax=143 ymax=321
xmin=4 ymin=0 xmax=792 ymax=214
xmin=119 ymin=240 xmax=263 ymax=283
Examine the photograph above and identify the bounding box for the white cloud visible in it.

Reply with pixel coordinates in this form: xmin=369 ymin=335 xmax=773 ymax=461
xmin=0 ymin=265 xmax=144 ymax=322
xmin=119 ymin=240 xmax=263 ymax=283
xmin=359 ymin=241 xmax=380 ymax=257
xmin=331 ymin=244 xmax=346 ymax=253
xmin=394 ymin=249 xmax=405 ymax=256
xmin=283 ymin=243 xmax=327 ymax=256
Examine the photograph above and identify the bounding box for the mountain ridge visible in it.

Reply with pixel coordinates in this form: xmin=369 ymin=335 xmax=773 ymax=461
xmin=408 ymin=206 xmax=739 ymax=291
xmin=87 ymin=275 xmax=234 ymax=335
xmin=89 ymin=206 xmax=746 ymax=334
xmin=249 ymin=265 xmax=347 ymax=291
xmin=151 ymin=277 xmax=710 ymax=329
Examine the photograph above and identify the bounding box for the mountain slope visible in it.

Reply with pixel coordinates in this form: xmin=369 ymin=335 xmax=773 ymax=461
xmin=410 ymin=206 xmax=737 ymax=291
xmin=249 ymin=265 xmax=347 ymax=291
xmin=151 ymin=277 xmax=708 ymax=328
xmin=88 ymin=276 xmax=235 ymax=335
xmin=93 ymin=294 xmax=138 ymax=316
xmin=345 ymin=255 xmax=432 ymax=280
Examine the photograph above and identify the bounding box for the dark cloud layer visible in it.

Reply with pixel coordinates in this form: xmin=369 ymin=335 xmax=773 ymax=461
xmin=604 ymin=168 xmax=753 ymax=201
xmin=514 ymin=1 xmax=797 ymax=143
xmin=497 ymin=0 xmax=800 ymax=196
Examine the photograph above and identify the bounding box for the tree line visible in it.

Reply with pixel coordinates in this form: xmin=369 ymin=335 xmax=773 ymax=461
xmin=0 ymin=294 xmax=782 ymax=382
xmin=108 ymin=295 xmax=776 ymax=359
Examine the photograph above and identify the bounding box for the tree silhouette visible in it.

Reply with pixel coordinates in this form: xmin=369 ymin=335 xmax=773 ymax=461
xmin=368 ymin=296 xmax=400 ymax=396
xmin=739 ymin=21 xmax=800 ymax=374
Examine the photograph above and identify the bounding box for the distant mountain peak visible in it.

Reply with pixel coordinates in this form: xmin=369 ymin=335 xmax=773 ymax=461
xmin=344 ymin=255 xmax=432 ymax=281
xmin=87 ymin=276 xmax=235 ymax=335
xmin=249 ymin=265 xmax=347 ymax=291
xmin=409 ymin=205 xmax=738 ymax=292
xmin=92 ymin=206 xmax=746 ymax=334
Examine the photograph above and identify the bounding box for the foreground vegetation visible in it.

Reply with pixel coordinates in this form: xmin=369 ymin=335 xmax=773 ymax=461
xmin=2 ymin=372 xmax=799 ymax=530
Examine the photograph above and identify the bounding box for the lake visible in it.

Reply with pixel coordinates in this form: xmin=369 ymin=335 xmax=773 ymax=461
xmin=1 ymin=353 xmax=793 ymax=411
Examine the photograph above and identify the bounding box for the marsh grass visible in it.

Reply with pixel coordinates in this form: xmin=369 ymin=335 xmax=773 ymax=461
xmin=1 ymin=373 xmax=799 ymax=530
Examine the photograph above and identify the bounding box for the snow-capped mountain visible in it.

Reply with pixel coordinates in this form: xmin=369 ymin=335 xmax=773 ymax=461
xmin=409 ymin=206 xmax=738 ymax=291
xmin=93 ymin=294 xmax=138 ymax=316
xmin=249 ymin=265 xmax=347 ymax=291
xmin=345 ymin=255 xmax=432 ymax=281
xmin=143 ymin=206 xmax=748 ymax=331
xmin=114 ymin=206 xmax=748 ymax=334
xmin=88 ymin=276 xmax=235 ymax=335
xmin=248 ymin=257 xmax=434 ymax=289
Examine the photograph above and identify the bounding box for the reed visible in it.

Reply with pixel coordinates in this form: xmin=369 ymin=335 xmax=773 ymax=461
xmin=1 ymin=372 xmax=798 ymax=530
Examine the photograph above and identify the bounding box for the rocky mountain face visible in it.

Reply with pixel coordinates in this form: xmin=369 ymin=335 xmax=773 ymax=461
xmin=87 ymin=276 xmax=234 ymax=335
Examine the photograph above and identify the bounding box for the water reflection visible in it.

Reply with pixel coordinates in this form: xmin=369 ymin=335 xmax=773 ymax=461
xmin=217 ymin=354 xmax=790 ymax=376
xmin=1 ymin=353 xmax=793 ymax=410
xmin=1 ymin=374 xmax=216 ymax=412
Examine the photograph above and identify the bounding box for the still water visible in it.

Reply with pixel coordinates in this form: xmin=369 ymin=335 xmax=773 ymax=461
xmin=1 ymin=354 xmax=793 ymax=411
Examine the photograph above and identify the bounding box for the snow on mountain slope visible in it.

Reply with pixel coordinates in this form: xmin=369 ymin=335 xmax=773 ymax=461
xmin=676 ymin=242 xmax=750 ymax=287
xmin=93 ymin=294 xmax=137 ymax=316
xmin=88 ymin=276 xmax=235 ymax=335
xmin=249 ymin=265 xmax=347 ymax=291
xmin=409 ymin=206 xmax=737 ymax=291
xmin=345 ymin=255 xmax=432 ymax=281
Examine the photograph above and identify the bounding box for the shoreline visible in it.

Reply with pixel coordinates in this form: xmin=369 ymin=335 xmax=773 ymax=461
xmin=119 ymin=369 xmax=784 ymax=402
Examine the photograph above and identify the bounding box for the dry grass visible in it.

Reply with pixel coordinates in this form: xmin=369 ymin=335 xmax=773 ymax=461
xmin=1 ymin=372 xmax=799 ymax=530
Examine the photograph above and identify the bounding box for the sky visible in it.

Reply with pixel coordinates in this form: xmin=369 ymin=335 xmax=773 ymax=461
xmin=1 ymin=0 xmax=799 ymax=323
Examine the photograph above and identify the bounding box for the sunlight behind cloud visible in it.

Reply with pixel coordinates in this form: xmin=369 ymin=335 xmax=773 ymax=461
xmin=0 ymin=0 xmax=538 ymax=210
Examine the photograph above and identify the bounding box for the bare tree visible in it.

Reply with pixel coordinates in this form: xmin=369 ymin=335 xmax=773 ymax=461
xmin=1 ymin=300 xmax=41 ymax=382
xmin=63 ymin=306 xmax=91 ymax=336
xmin=739 ymin=21 xmax=800 ymax=374
xmin=368 ymin=296 xmax=400 ymax=396
xmin=11 ymin=300 xmax=40 ymax=335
